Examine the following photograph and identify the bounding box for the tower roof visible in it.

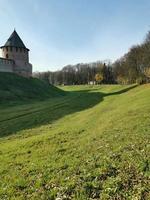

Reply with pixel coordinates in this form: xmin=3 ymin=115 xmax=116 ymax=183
xmin=1 ymin=30 xmax=29 ymax=50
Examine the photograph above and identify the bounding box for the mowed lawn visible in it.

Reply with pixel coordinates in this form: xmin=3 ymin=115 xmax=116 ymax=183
xmin=0 ymin=85 xmax=149 ymax=200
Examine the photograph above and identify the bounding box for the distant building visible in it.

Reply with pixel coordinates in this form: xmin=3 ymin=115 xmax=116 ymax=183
xmin=0 ymin=30 xmax=32 ymax=77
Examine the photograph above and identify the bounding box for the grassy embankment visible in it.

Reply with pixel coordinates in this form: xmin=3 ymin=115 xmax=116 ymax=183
xmin=0 ymin=73 xmax=149 ymax=199
xmin=0 ymin=72 xmax=64 ymax=106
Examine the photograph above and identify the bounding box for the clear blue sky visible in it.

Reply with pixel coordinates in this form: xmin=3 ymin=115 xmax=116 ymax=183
xmin=0 ymin=0 xmax=150 ymax=71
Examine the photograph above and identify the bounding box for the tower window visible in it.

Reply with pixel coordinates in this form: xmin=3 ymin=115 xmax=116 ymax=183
xmin=6 ymin=47 xmax=8 ymax=52
xmin=6 ymin=54 xmax=9 ymax=59
xmin=16 ymin=47 xmax=18 ymax=52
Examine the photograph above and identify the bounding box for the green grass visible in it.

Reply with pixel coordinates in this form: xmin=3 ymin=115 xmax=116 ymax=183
xmin=0 ymin=84 xmax=150 ymax=199
xmin=0 ymin=72 xmax=64 ymax=106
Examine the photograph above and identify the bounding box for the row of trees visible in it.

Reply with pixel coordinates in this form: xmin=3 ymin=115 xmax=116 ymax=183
xmin=34 ymin=61 xmax=115 ymax=85
xmin=34 ymin=32 xmax=150 ymax=85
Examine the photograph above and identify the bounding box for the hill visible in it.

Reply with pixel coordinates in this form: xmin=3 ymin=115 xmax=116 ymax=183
xmin=0 ymin=72 xmax=64 ymax=104
xmin=0 ymin=84 xmax=149 ymax=199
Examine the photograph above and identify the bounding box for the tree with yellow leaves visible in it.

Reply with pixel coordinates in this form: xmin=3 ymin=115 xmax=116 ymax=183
xmin=95 ymin=73 xmax=103 ymax=84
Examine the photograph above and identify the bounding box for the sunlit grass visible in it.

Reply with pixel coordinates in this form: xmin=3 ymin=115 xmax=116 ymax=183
xmin=0 ymin=84 xmax=149 ymax=199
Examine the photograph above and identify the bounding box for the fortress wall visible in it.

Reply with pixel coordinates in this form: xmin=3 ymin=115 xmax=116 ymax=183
xmin=0 ymin=58 xmax=14 ymax=72
xmin=14 ymin=63 xmax=32 ymax=77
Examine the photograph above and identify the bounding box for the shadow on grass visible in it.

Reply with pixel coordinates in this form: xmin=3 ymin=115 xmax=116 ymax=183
xmin=0 ymin=85 xmax=137 ymax=137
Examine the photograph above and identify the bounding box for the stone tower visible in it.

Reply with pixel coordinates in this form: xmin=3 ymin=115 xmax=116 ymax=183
xmin=0 ymin=30 xmax=32 ymax=77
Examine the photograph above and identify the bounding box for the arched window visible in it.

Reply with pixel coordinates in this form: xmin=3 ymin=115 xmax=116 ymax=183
xmin=6 ymin=54 xmax=9 ymax=59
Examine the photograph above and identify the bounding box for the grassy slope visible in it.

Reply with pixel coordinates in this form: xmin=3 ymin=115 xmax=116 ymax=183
xmin=0 ymin=84 xmax=150 ymax=199
xmin=0 ymin=72 xmax=64 ymax=105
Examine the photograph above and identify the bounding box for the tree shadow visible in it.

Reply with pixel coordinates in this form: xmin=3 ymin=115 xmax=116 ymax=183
xmin=0 ymin=85 xmax=137 ymax=137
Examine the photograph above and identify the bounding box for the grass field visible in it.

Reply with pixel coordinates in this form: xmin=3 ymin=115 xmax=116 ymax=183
xmin=0 ymin=72 xmax=64 ymax=105
xmin=0 ymin=83 xmax=150 ymax=199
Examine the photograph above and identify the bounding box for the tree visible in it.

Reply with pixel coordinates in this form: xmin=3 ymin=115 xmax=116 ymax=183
xmin=95 ymin=73 xmax=103 ymax=84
